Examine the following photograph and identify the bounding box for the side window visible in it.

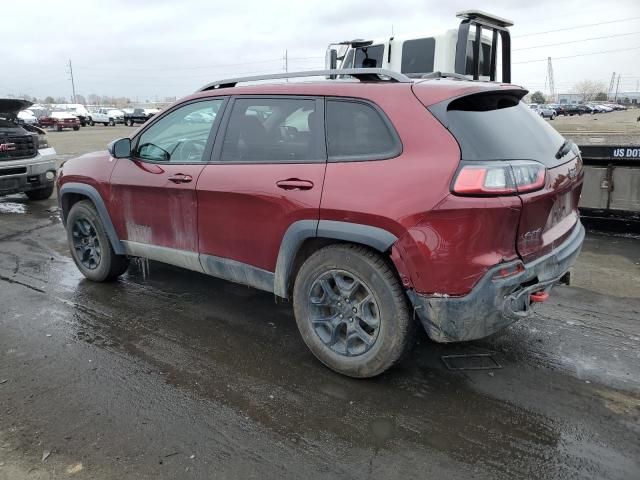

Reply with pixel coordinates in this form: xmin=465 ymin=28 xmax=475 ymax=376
xmin=401 ymin=38 xmax=435 ymax=74
xmin=134 ymin=99 xmax=223 ymax=163
xmin=326 ymin=100 xmax=400 ymax=161
xmin=220 ymin=98 xmax=323 ymax=163
xmin=354 ymin=45 xmax=385 ymax=68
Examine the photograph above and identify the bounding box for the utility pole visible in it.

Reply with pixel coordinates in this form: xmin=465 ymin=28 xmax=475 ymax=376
xmin=67 ymin=59 xmax=77 ymax=104
xmin=614 ymin=74 xmax=621 ymax=101
xmin=284 ymin=50 xmax=288 ymax=82
xmin=546 ymin=57 xmax=555 ymax=102
xmin=608 ymin=72 xmax=616 ymax=100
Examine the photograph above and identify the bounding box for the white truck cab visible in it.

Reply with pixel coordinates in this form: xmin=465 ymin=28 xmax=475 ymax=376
xmin=326 ymin=10 xmax=513 ymax=82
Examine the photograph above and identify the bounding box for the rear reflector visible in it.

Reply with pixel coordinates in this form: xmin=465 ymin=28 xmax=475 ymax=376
xmin=453 ymin=161 xmax=546 ymax=196
xmin=492 ymin=261 xmax=525 ymax=280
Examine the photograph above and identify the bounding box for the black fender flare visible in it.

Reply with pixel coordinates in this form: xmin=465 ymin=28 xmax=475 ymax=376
xmin=59 ymin=182 xmax=125 ymax=255
xmin=273 ymin=219 xmax=398 ymax=298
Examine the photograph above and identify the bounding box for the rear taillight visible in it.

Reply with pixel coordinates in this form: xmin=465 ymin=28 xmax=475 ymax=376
xmin=452 ymin=161 xmax=546 ymax=196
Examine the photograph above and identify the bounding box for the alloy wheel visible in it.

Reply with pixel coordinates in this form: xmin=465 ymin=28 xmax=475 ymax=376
xmin=71 ymin=218 xmax=102 ymax=269
xmin=308 ymin=269 xmax=381 ymax=356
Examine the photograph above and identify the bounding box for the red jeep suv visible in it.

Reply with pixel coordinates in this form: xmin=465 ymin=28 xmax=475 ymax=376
xmin=57 ymin=69 xmax=584 ymax=378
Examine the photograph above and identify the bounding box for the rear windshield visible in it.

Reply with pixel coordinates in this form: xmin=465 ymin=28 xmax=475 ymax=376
xmin=430 ymin=91 xmax=565 ymax=166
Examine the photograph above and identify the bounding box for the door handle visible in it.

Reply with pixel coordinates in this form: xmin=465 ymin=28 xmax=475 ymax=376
xmin=168 ymin=174 xmax=193 ymax=184
xmin=276 ymin=178 xmax=314 ymax=191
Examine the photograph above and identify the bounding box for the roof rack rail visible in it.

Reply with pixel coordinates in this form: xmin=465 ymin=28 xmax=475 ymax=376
xmin=197 ymin=68 xmax=412 ymax=92
xmin=406 ymin=71 xmax=469 ymax=81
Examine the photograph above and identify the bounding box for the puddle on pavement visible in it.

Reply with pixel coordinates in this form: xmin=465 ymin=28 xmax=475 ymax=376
xmin=0 ymin=202 xmax=27 ymax=214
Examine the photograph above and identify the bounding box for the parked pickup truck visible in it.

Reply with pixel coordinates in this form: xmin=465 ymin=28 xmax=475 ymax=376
xmin=123 ymin=108 xmax=154 ymax=126
xmin=1 ymin=99 xmax=57 ymax=200
xmin=39 ymin=112 xmax=81 ymax=131
xmin=88 ymin=108 xmax=116 ymax=126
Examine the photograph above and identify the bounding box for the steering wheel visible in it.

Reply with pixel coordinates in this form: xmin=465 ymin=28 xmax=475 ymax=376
xmin=174 ymin=139 xmax=205 ymax=162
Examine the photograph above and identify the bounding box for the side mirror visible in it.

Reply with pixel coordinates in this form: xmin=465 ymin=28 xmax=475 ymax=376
xmin=108 ymin=138 xmax=131 ymax=158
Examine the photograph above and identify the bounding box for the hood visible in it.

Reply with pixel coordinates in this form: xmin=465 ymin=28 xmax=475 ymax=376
xmin=0 ymin=98 xmax=34 ymax=116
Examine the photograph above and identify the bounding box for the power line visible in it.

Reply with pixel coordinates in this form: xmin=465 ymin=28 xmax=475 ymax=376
xmin=73 ymin=56 xmax=324 ymax=73
xmin=513 ymin=46 xmax=640 ymax=64
xmin=514 ymin=31 xmax=640 ymax=51
xmin=515 ymin=17 xmax=640 ymax=38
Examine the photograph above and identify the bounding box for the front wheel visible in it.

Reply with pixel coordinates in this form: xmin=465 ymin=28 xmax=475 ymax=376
xmin=73 ymin=126 xmax=79 ymax=131
xmin=293 ymin=244 xmax=415 ymax=378
xmin=109 ymin=119 xmax=115 ymax=126
xmin=550 ymin=113 xmax=556 ymax=120
xmin=25 ymin=185 xmax=54 ymax=201
xmin=66 ymin=200 xmax=129 ymax=282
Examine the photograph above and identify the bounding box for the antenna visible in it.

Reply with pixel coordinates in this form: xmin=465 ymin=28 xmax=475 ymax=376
xmin=614 ymin=74 xmax=621 ymax=101
xmin=546 ymin=57 xmax=555 ymax=102
xmin=67 ymin=59 xmax=77 ymax=104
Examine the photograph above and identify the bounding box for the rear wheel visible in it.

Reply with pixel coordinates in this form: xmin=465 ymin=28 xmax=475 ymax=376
xmin=73 ymin=126 xmax=79 ymax=130
xmin=66 ymin=200 xmax=129 ymax=282
xmin=293 ymin=244 xmax=414 ymax=378
xmin=89 ymin=119 xmax=95 ymax=126
xmin=109 ymin=119 xmax=115 ymax=126
xmin=550 ymin=113 xmax=556 ymax=120
xmin=25 ymin=185 xmax=54 ymax=201
xmin=56 ymin=124 xmax=62 ymax=132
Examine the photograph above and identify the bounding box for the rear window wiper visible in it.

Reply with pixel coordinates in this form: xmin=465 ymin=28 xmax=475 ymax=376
xmin=555 ymin=139 xmax=574 ymax=159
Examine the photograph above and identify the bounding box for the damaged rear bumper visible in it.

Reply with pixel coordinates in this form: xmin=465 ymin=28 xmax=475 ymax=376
xmin=407 ymin=221 xmax=585 ymax=343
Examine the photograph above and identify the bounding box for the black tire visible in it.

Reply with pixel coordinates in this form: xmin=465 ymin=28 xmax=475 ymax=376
xmin=56 ymin=124 xmax=63 ymax=132
xmin=66 ymin=200 xmax=129 ymax=282
xmin=550 ymin=113 xmax=556 ymax=120
xmin=103 ymin=122 xmax=109 ymax=126
xmin=89 ymin=120 xmax=95 ymax=126
xmin=293 ymin=244 xmax=415 ymax=378
xmin=73 ymin=126 xmax=79 ymax=131
xmin=109 ymin=119 xmax=115 ymax=126
xmin=25 ymin=184 xmax=54 ymax=201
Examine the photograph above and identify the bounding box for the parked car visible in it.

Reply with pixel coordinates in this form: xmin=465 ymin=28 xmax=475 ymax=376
xmin=53 ymin=104 xmax=91 ymax=126
xmin=107 ymin=109 xmax=125 ymax=123
xmin=578 ymin=104 xmax=594 ymax=114
xmin=39 ymin=112 xmax=80 ymax=131
xmin=17 ymin=109 xmax=38 ymax=125
xmin=561 ymin=104 xmax=584 ymax=116
xmin=1 ymin=99 xmax=57 ymax=200
xmin=57 ymin=71 xmax=584 ymax=378
xmin=530 ymin=104 xmax=556 ymax=119
xmin=123 ymin=108 xmax=153 ymax=126
xmin=549 ymin=104 xmax=567 ymax=116
xmin=88 ymin=108 xmax=117 ymax=126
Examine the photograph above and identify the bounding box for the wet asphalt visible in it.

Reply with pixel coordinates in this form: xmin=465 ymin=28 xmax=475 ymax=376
xmin=1 ymin=125 xmax=639 ymax=479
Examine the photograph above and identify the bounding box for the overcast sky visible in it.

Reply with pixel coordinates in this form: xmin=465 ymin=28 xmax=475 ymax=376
xmin=2 ymin=0 xmax=640 ymax=102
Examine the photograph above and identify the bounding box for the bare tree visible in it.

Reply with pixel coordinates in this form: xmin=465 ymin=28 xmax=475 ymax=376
xmin=572 ymin=80 xmax=607 ymax=102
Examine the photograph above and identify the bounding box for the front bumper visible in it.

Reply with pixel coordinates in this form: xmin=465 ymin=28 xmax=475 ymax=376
xmin=407 ymin=222 xmax=585 ymax=343
xmin=0 ymin=148 xmax=57 ymax=196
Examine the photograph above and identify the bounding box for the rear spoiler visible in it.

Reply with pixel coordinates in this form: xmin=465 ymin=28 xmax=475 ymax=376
xmin=454 ymin=10 xmax=513 ymax=83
